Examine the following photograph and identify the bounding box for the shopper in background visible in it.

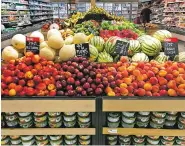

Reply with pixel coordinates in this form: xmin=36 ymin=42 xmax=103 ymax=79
xmin=140 ymin=3 xmax=152 ymax=25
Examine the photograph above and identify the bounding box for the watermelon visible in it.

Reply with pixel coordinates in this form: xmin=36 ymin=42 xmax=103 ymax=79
xmin=132 ymin=52 xmax=149 ymax=62
xmin=154 ymin=52 xmax=169 ymax=63
xmin=89 ymin=36 xmax=105 ymax=52
xmin=89 ymin=45 xmax=99 ymax=61
xmin=128 ymin=40 xmax=141 ymax=56
xmin=153 ymin=30 xmax=172 ymax=42
xmin=174 ymin=52 xmax=185 ymax=62
xmin=98 ymin=51 xmax=113 ymax=63
xmin=104 ymin=36 xmax=122 ymax=56
xmin=139 ymin=35 xmax=161 ymax=56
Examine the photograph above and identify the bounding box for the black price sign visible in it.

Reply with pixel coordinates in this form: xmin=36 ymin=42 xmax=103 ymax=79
xmin=115 ymin=40 xmax=129 ymax=56
xmin=75 ymin=43 xmax=90 ymax=58
xmin=164 ymin=38 xmax=178 ymax=57
xmin=26 ymin=36 xmax=40 ymax=54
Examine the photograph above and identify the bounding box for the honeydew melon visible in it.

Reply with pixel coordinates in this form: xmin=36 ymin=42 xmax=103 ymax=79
xmin=2 ymin=46 xmax=19 ymax=61
xmin=48 ymin=35 xmax=64 ymax=50
xmin=30 ymin=31 xmax=44 ymax=43
xmin=47 ymin=29 xmax=61 ymax=39
xmin=11 ymin=34 xmax=26 ymax=50
xmin=59 ymin=44 xmax=76 ymax=61
xmin=39 ymin=46 xmax=55 ymax=61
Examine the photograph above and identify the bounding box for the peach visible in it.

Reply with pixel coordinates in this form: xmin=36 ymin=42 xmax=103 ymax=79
xmin=32 ymin=54 xmax=40 ymax=63
xmin=123 ymin=77 xmax=132 ymax=85
xmin=1 ymin=82 xmax=7 ymax=89
xmin=159 ymin=90 xmax=168 ymax=96
xmin=127 ymin=85 xmax=134 ymax=93
xmin=177 ymin=89 xmax=185 ymax=96
xmin=153 ymin=92 xmax=160 ymax=96
xmin=144 ymin=83 xmax=152 ymax=91
xmin=136 ymin=88 xmax=145 ymax=96
xmin=8 ymin=83 xmax=16 ymax=90
xmin=167 ymin=80 xmax=177 ymax=90
xmin=114 ymin=87 xmax=120 ymax=93
xmin=137 ymin=62 xmax=145 ymax=69
xmin=9 ymin=89 xmax=16 ymax=96
xmin=121 ymin=70 xmax=129 ymax=77
xmin=152 ymin=85 xmax=159 ymax=93
xmin=138 ymin=81 xmax=145 ymax=88
xmin=120 ymin=56 xmax=129 ymax=63
xmin=168 ymin=89 xmax=177 ymax=96
xmin=178 ymin=84 xmax=185 ymax=89
xmin=158 ymin=70 xmax=167 ymax=77
xmin=4 ymin=89 xmax=9 ymax=96
xmin=43 ymin=78 xmax=51 ymax=85
xmin=166 ymin=74 xmax=173 ymax=81
xmin=151 ymin=67 xmax=159 ymax=74
xmin=31 ymin=69 xmax=37 ymax=76
xmin=143 ymin=74 xmax=148 ymax=81
xmin=128 ymin=93 xmax=134 ymax=96
xmin=146 ymin=91 xmax=152 ymax=96
xmin=108 ymin=91 xmax=116 ymax=96
xmin=178 ymin=68 xmax=185 ymax=74
xmin=47 ymin=84 xmax=56 ymax=91
xmin=25 ymin=71 xmax=33 ymax=79
xmin=137 ymin=75 xmax=144 ymax=81
xmin=36 ymin=83 xmax=47 ymax=90
xmin=27 ymin=80 xmax=35 ymax=87
xmin=17 ymin=72 xmax=25 ymax=79
xmin=133 ymin=69 xmax=140 ymax=76
xmin=49 ymin=90 xmax=57 ymax=96
xmin=172 ymin=70 xmax=179 ymax=77
xmin=120 ymin=88 xmax=129 ymax=96
xmin=127 ymin=66 xmax=135 ymax=72
xmin=149 ymin=77 xmax=158 ymax=85
xmin=25 ymin=87 xmax=35 ymax=96
xmin=25 ymin=51 xmax=34 ymax=57
xmin=118 ymin=66 xmax=126 ymax=72
xmin=105 ymin=86 xmax=113 ymax=93
xmin=158 ymin=77 xmax=167 ymax=86
xmin=175 ymin=76 xmax=183 ymax=84
xmin=15 ymin=85 xmax=23 ymax=93
xmin=132 ymin=82 xmax=138 ymax=89
xmin=18 ymin=79 xmax=26 ymax=86
xmin=120 ymin=83 xmax=127 ymax=88
xmin=34 ymin=63 xmax=43 ymax=70
xmin=5 ymin=76 xmax=13 ymax=84
xmin=116 ymin=79 xmax=123 ymax=86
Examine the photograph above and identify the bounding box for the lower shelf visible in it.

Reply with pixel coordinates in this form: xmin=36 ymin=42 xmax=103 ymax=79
xmin=103 ymin=128 xmax=185 ymax=136
xmin=2 ymin=128 xmax=96 ymax=135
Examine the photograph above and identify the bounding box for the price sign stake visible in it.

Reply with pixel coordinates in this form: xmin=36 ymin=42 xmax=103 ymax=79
xmin=26 ymin=36 xmax=40 ymax=54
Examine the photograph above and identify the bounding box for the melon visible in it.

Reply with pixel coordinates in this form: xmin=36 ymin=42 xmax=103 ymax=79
xmin=30 ymin=31 xmax=44 ymax=43
xmin=139 ymin=35 xmax=161 ymax=56
xmin=155 ymin=52 xmax=169 ymax=63
xmin=98 ymin=51 xmax=113 ymax=63
xmin=50 ymin=23 xmax=60 ymax=30
xmin=47 ymin=29 xmax=61 ymax=39
xmin=40 ymin=41 xmax=49 ymax=49
xmin=39 ymin=46 xmax=55 ymax=61
xmin=73 ymin=33 xmax=87 ymax=44
xmin=64 ymin=35 xmax=74 ymax=45
xmin=59 ymin=44 xmax=76 ymax=61
xmin=11 ymin=34 xmax=26 ymax=50
xmin=89 ymin=36 xmax=104 ymax=52
xmin=104 ymin=36 xmax=122 ymax=55
xmin=2 ymin=46 xmax=19 ymax=61
xmin=174 ymin=52 xmax=185 ymax=62
xmin=89 ymin=45 xmax=99 ymax=61
xmin=128 ymin=40 xmax=141 ymax=56
xmin=153 ymin=30 xmax=172 ymax=42
xmin=132 ymin=52 xmax=149 ymax=62
xmin=48 ymin=35 xmax=64 ymax=50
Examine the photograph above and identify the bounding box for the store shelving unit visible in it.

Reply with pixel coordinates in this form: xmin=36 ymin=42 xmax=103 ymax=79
xmin=99 ymin=96 xmax=185 ymax=145
xmin=1 ymin=97 xmax=98 ymax=144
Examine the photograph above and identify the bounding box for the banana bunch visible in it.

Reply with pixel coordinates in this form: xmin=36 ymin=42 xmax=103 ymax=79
xmin=60 ymin=28 xmax=74 ymax=39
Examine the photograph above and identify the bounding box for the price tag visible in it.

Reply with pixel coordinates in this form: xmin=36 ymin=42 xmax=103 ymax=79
xmin=75 ymin=43 xmax=90 ymax=58
xmin=108 ymin=129 xmax=118 ymax=134
xmin=26 ymin=36 xmax=40 ymax=54
xmin=164 ymin=38 xmax=178 ymax=58
xmin=115 ymin=40 xmax=129 ymax=56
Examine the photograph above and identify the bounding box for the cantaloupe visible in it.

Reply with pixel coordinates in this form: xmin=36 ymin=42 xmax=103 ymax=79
xmin=47 ymin=29 xmax=61 ymax=39
xmin=59 ymin=44 xmax=76 ymax=61
xmin=40 ymin=41 xmax=49 ymax=49
xmin=30 ymin=31 xmax=44 ymax=43
xmin=48 ymin=35 xmax=64 ymax=50
xmin=2 ymin=46 xmax=19 ymax=61
xmin=39 ymin=46 xmax=55 ymax=61
xmin=50 ymin=23 xmax=60 ymax=30
xmin=73 ymin=33 xmax=87 ymax=44
xmin=11 ymin=34 xmax=26 ymax=50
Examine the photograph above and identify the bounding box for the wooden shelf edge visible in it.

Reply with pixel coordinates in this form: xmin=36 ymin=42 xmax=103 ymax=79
xmin=103 ymin=100 xmax=185 ymax=111
xmin=2 ymin=128 xmax=96 ymax=135
xmin=103 ymin=128 xmax=185 ymax=136
xmin=2 ymin=100 xmax=96 ymax=112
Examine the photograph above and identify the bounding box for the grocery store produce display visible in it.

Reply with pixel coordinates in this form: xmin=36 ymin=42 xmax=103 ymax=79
xmin=107 ymin=112 xmax=185 ymax=129
xmin=106 ymin=135 xmax=185 ymax=145
xmin=1 ymin=135 xmax=92 ymax=145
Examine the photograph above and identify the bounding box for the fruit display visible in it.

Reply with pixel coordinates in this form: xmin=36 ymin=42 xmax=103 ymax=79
xmin=1 ymin=112 xmax=92 ymax=128
xmin=1 ymin=135 xmax=92 ymax=145
xmin=107 ymin=112 xmax=185 ymax=129
xmin=106 ymin=135 xmax=185 ymax=145
xmin=153 ymin=30 xmax=172 ymax=42
xmin=100 ymin=21 xmax=143 ymax=40
xmin=174 ymin=52 xmax=185 ymax=63
xmin=73 ymin=21 xmax=100 ymax=36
